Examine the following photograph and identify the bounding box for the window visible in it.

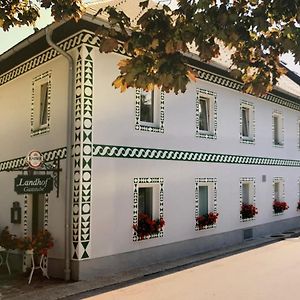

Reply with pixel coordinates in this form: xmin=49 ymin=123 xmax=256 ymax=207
xmin=240 ymin=178 xmax=256 ymax=221
xmin=135 ymin=89 xmax=164 ymax=133
xmin=138 ymin=187 xmax=153 ymax=218
xmin=31 ymin=71 xmax=51 ymax=136
xmin=133 ymin=178 xmax=164 ymax=241
xmin=196 ymin=89 xmax=217 ymax=139
xmin=273 ymin=177 xmax=286 ymax=214
xmin=272 ymin=112 xmax=284 ymax=146
xmin=195 ymin=178 xmax=217 ymax=230
xmin=298 ymin=119 xmax=300 ymax=150
xmin=199 ymin=97 xmax=209 ymax=131
xmin=40 ymin=83 xmax=49 ymax=126
xmin=240 ymin=101 xmax=255 ymax=143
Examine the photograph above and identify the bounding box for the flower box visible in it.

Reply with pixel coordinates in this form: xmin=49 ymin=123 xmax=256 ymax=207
xmin=273 ymin=200 xmax=289 ymax=214
xmin=240 ymin=204 xmax=258 ymax=220
xmin=196 ymin=212 xmax=218 ymax=230
xmin=133 ymin=213 xmax=165 ymax=240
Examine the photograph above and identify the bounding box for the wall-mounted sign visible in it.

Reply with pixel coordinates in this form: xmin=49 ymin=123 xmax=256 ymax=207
xmin=26 ymin=150 xmax=43 ymax=169
xmin=14 ymin=175 xmax=53 ymax=194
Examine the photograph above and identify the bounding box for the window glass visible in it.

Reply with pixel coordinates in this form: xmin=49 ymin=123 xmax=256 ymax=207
xmin=241 ymin=107 xmax=249 ymax=137
xmin=138 ymin=187 xmax=153 ymax=218
xmin=199 ymin=185 xmax=209 ymax=216
xmin=40 ymin=83 xmax=49 ymax=126
xmin=274 ymin=182 xmax=280 ymax=200
xmin=140 ymin=90 xmax=154 ymax=123
xmin=242 ymin=183 xmax=250 ymax=204
xmin=199 ymin=97 xmax=209 ymax=131
xmin=273 ymin=115 xmax=280 ymax=145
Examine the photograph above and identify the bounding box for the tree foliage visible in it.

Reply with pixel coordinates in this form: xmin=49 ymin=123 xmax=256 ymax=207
xmin=1 ymin=0 xmax=299 ymax=96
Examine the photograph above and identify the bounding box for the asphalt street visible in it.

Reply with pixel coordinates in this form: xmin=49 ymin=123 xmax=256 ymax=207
xmin=78 ymin=238 xmax=300 ymax=300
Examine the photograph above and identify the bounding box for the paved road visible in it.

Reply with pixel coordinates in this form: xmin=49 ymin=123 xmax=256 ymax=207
xmin=82 ymin=238 xmax=300 ymax=300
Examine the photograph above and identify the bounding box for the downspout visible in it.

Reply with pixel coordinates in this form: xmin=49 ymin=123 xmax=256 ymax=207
xmin=45 ymin=26 xmax=74 ymax=281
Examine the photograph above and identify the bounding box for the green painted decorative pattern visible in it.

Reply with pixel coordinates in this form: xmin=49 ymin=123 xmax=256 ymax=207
xmin=195 ymin=178 xmax=217 ymax=230
xmin=93 ymin=144 xmax=300 ymax=167
xmin=1 ymin=29 xmax=299 ymax=115
xmin=72 ymin=44 xmax=93 ymax=260
xmin=0 ymin=31 xmax=97 ymax=86
xmin=0 ymin=147 xmax=67 ymax=172
xmin=239 ymin=177 xmax=256 ymax=222
xmin=133 ymin=177 xmax=164 ymax=241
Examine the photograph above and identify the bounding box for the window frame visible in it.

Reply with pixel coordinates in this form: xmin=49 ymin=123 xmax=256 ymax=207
xmin=135 ymin=89 xmax=164 ymax=133
xmin=272 ymin=111 xmax=284 ymax=147
xmin=31 ymin=71 xmax=51 ymax=136
xmin=273 ymin=177 xmax=285 ymax=215
xmin=240 ymin=101 xmax=255 ymax=144
xmin=195 ymin=178 xmax=217 ymax=231
xmin=133 ymin=177 xmax=164 ymax=241
xmin=239 ymin=177 xmax=256 ymax=222
xmin=196 ymin=89 xmax=217 ymax=139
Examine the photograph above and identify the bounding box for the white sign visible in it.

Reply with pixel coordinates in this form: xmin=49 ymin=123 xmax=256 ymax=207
xmin=26 ymin=150 xmax=44 ymax=169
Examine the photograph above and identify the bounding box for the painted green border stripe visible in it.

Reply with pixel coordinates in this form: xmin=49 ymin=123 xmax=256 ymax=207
xmin=0 ymin=147 xmax=67 ymax=172
xmin=93 ymin=144 xmax=300 ymax=167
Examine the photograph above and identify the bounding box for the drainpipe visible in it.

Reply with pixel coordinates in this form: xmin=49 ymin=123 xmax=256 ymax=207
xmin=45 ymin=26 xmax=74 ymax=281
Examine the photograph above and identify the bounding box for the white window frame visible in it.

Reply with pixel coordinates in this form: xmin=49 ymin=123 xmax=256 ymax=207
xmin=240 ymin=178 xmax=256 ymax=221
xmin=196 ymin=89 xmax=217 ymax=139
xmin=31 ymin=71 xmax=51 ymax=136
xmin=133 ymin=177 xmax=164 ymax=241
xmin=195 ymin=178 xmax=217 ymax=230
xmin=135 ymin=89 xmax=164 ymax=133
xmin=240 ymin=101 xmax=255 ymax=144
xmin=272 ymin=111 xmax=284 ymax=147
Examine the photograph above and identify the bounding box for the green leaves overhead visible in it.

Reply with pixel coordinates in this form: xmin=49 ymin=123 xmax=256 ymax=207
xmin=1 ymin=0 xmax=299 ymax=96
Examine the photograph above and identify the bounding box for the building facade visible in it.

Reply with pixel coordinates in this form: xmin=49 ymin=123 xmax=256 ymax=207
xmin=0 ymin=1 xmax=300 ymax=280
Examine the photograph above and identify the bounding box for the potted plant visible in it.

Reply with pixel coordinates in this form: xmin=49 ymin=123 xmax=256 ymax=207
xmin=17 ymin=236 xmax=33 ymax=254
xmin=18 ymin=230 xmax=54 ymax=255
xmin=133 ymin=213 xmax=165 ymax=240
xmin=196 ymin=212 xmax=219 ymax=229
xmin=273 ymin=200 xmax=289 ymax=213
xmin=32 ymin=230 xmax=54 ymax=256
xmin=240 ymin=204 xmax=258 ymax=219
xmin=0 ymin=227 xmax=18 ymax=250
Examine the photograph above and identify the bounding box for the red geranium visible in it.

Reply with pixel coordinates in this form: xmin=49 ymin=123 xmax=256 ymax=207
xmin=240 ymin=204 xmax=258 ymax=219
xmin=196 ymin=212 xmax=218 ymax=229
xmin=273 ymin=200 xmax=289 ymax=213
xmin=133 ymin=213 xmax=165 ymax=240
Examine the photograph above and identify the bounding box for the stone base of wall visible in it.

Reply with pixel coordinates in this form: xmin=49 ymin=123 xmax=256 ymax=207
xmin=52 ymin=216 xmax=300 ymax=280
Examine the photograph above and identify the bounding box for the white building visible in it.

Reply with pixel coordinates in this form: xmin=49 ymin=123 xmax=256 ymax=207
xmin=0 ymin=1 xmax=300 ymax=280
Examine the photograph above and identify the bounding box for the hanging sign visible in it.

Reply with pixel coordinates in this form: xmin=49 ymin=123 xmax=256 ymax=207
xmin=14 ymin=175 xmax=53 ymax=194
xmin=26 ymin=150 xmax=43 ymax=169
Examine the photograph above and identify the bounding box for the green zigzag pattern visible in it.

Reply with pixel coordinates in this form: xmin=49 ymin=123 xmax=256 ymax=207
xmin=93 ymin=144 xmax=300 ymax=167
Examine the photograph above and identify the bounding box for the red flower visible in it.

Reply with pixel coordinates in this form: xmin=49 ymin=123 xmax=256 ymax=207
xmin=240 ymin=204 xmax=258 ymax=219
xmin=133 ymin=213 xmax=165 ymax=240
xmin=273 ymin=200 xmax=289 ymax=213
xmin=196 ymin=212 xmax=218 ymax=229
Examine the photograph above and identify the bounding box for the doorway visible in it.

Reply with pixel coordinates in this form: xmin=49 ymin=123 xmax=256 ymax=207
xmin=32 ymin=194 xmax=45 ymax=236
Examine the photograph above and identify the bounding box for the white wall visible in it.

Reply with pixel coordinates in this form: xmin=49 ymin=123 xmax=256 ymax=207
xmin=90 ymin=51 xmax=300 ymax=258
xmin=0 ymin=51 xmax=74 ymax=259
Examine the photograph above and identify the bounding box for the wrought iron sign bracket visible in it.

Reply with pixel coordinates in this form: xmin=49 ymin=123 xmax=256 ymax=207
xmin=7 ymin=159 xmax=62 ymax=197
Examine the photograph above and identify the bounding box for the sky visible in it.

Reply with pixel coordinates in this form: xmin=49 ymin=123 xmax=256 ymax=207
xmin=0 ymin=1 xmax=299 ymax=74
